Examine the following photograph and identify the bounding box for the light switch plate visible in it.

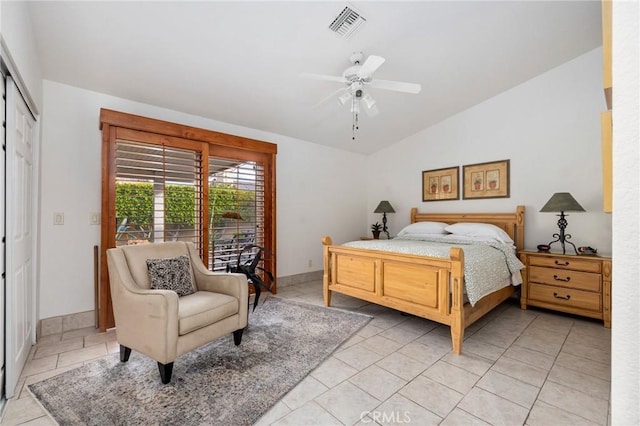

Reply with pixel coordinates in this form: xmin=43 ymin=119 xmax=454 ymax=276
xmin=89 ymin=212 xmax=101 ymax=225
xmin=54 ymin=212 xmax=64 ymax=225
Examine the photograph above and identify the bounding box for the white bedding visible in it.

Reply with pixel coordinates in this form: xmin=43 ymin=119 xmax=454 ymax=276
xmin=343 ymin=235 xmax=524 ymax=306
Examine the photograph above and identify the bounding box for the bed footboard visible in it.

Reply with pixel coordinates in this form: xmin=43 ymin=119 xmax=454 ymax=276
xmin=322 ymin=236 xmax=466 ymax=353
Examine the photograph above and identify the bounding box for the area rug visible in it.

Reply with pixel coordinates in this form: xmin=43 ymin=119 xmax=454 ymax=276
xmin=29 ymin=297 xmax=370 ymax=425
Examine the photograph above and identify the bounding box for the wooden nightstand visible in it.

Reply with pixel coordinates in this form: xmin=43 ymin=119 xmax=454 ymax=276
xmin=519 ymin=251 xmax=611 ymax=328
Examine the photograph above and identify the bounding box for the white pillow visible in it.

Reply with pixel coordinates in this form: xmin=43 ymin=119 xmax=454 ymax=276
xmin=444 ymin=222 xmax=514 ymax=244
xmin=397 ymin=233 xmax=452 ymax=241
xmin=397 ymin=221 xmax=449 ymax=236
xmin=441 ymin=234 xmax=502 ymax=244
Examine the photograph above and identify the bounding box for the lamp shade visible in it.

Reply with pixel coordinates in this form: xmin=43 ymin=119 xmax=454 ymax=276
xmin=374 ymin=201 xmax=395 ymax=214
xmin=539 ymin=193 xmax=585 ymax=213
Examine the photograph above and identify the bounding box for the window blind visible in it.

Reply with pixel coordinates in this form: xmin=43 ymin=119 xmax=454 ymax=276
xmin=209 ymin=156 xmax=265 ymax=272
xmin=114 ymin=139 xmax=203 ymax=251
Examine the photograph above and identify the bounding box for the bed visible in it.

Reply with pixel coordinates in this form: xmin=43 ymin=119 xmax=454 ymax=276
xmin=322 ymin=205 xmax=525 ymax=354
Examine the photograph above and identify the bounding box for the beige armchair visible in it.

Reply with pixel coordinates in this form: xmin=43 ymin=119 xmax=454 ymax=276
xmin=106 ymin=241 xmax=248 ymax=384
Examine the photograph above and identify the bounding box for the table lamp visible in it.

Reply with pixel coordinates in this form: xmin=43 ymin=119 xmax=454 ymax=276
xmin=539 ymin=192 xmax=585 ymax=255
xmin=374 ymin=201 xmax=395 ymax=239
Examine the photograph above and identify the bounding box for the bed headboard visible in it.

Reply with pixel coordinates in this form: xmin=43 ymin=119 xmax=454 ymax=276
xmin=410 ymin=206 xmax=525 ymax=252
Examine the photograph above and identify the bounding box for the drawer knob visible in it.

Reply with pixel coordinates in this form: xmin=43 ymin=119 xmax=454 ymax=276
xmin=554 ymin=260 xmax=570 ymax=266
xmin=553 ymin=275 xmax=571 ymax=282
xmin=553 ymin=292 xmax=571 ymax=300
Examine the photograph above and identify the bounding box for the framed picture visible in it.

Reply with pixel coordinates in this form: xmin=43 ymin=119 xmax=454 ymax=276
xmin=462 ymin=159 xmax=510 ymax=199
xmin=422 ymin=166 xmax=459 ymax=201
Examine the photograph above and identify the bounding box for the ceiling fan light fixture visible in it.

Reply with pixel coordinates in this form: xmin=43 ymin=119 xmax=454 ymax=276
xmin=362 ymin=92 xmax=376 ymax=109
xmin=337 ymin=91 xmax=352 ymax=105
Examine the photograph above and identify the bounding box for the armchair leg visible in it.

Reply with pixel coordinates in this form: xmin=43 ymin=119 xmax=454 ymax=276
xmin=158 ymin=362 xmax=174 ymax=384
xmin=120 ymin=345 xmax=132 ymax=362
xmin=233 ymin=328 xmax=244 ymax=346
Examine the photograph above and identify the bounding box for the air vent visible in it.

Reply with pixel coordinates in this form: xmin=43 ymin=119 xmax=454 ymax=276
xmin=328 ymin=5 xmax=366 ymax=39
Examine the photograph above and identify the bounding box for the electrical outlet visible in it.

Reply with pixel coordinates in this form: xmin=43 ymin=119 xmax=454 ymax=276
xmin=308 ymin=259 xmax=313 ymax=268
xmin=53 ymin=212 xmax=64 ymax=225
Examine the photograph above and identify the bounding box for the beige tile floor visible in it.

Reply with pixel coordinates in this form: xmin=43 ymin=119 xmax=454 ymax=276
xmin=2 ymin=280 xmax=611 ymax=425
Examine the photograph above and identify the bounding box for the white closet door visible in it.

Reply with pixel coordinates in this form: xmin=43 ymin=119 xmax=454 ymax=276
xmin=5 ymin=76 xmax=36 ymax=398
xmin=0 ymin=70 xmax=6 ymax=401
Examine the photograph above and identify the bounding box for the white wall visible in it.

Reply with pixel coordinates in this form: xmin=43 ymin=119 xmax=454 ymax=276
xmin=366 ymin=48 xmax=611 ymax=255
xmin=0 ymin=1 xmax=43 ymax=111
xmin=611 ymin=1 xmax=639 ymax=423
xmin=39 ymin=80 xmax=366 ymax=318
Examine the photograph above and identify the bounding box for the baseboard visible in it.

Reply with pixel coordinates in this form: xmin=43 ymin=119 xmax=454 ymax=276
xmin=38 ymin=310 xmax=97 ymax=340
xmin=276 ymin=270 xmax=322 ymax=289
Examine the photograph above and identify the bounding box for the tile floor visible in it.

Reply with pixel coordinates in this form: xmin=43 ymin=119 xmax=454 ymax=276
xmin=2 ymin=280 xmax=611 ymax=426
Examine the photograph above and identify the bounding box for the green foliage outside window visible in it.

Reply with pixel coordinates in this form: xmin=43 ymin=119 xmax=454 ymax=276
xmin=165 ymin=184 xmax=196 ymax=226
xmin=115 ymin=182 xmax=256 ymax=229
xmin=209 ymin=182 xmax=257 ymax=227
xmin=115 ymin=182 xmax=154 ymax=227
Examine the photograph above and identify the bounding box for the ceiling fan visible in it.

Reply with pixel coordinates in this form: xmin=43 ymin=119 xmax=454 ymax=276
xmin=300 ymin=52 xmax=422 ymax=139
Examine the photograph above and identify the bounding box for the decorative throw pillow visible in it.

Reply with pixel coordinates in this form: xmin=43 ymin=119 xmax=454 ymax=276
xmin=146 ymin=255 xmax=195 ymax=297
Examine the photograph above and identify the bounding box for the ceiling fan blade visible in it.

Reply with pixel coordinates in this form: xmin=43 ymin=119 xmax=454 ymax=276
xmin=300 ymin=73 xmax=346 ymax=84
xmin=313 ymin=87 xmax=349 ymax=108
xmin=370 ymin=79 xmax=422 ymax=94
xmin=357 ymin=55 xmax=385 ymax=79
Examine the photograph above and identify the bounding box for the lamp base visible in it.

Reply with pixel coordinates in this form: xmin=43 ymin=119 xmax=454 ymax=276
xmin=547 ymin=211 xmax=578 ymax=255
xmin=547 ymin=239 xmax=578 ymax=255
xmin=381 ymin=212 xmax=391 ymax=239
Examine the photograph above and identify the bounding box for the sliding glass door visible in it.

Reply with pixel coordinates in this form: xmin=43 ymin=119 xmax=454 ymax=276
xmin=208 ymin=157 xmax=265 ymax=272
xmin=100 ymin=109 xmax=277 ymax=331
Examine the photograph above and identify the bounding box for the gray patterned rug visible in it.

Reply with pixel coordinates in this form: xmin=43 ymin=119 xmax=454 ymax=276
xmin=28 ymin=297 xmax=370 ymax=425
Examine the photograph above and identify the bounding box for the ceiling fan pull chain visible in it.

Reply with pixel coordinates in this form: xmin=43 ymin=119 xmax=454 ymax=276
xmin=352 ymin=110 xmax=359 ymax=140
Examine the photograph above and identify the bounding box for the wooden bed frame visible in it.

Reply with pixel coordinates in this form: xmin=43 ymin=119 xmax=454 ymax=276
xmin=322 ymin=206 xmax=524 ymax=354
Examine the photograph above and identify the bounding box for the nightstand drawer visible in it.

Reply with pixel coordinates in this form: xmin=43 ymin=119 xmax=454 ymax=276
xmin=528 ymin=256 xmax=601 ymax=273
xmin=529 ymin=283 xmax=602 ymax=312
xmin=529 ymin=266 xmax=601 ymax=292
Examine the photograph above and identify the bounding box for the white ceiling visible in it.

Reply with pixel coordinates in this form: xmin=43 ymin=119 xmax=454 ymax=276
xmin=27 ymin=1 xmax=602 ymax=154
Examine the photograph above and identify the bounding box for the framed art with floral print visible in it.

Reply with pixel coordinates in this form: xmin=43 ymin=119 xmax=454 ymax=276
xmin=462 ymin=159 xmax=510 ymax=199
xmin=422 ymin=166 xmax=459 ymax=201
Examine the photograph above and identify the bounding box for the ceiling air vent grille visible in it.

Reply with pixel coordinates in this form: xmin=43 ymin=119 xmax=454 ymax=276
xmin=328 ymin=5 xmax=366 ymax=39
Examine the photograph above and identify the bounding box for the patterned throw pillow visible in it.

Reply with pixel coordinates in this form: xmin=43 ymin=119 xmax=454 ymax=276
xmin=146 ymin=255 xmax=195 ymax=297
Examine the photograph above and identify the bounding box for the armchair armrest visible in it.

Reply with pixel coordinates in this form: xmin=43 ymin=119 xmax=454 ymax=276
xmin=196 ymin=271 xmax=249 ymax=299
xmin=187 ymin=243 xmax=249 ymax=301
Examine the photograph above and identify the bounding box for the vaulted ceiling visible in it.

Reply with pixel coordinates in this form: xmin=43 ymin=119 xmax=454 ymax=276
xmin=27 ymin=1 xmax=602 ymax=154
